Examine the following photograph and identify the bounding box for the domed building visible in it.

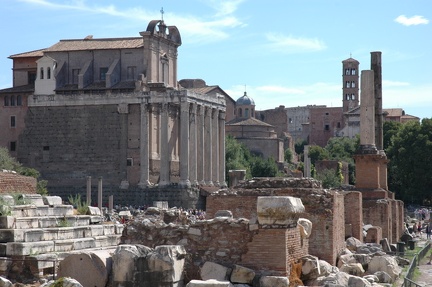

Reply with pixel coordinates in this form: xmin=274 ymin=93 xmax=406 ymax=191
xmin=226 ymin=92 xmax=284 ymax=163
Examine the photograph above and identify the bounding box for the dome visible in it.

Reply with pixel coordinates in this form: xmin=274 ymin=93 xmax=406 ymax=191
xmin=236 ymin=92 xmax=255 ymax=105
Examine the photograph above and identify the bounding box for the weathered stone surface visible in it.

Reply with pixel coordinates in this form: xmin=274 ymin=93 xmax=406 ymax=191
xmin=42 ymin=196 xmax=62 ymax=206
xmin=41 ymin=277 xmax=83 ymax=287
xmin=309 ymin=271 xmax=349 ymax=286
xmin=112 ymin=244 xmax=154 ymax=287
xmin=230 ymin=264 xmax=255 ymax=284
xmin=259 ymin=276 xmax=289 ymax=287
xmin=297 ymin=218 xmax=312 ymax=239
xmin=200 ymin=262 xmax=229 ymax=281
xmin=88 ymin=206 xmax=102 ymax=215
xmin=300 ymin=255 xmax=336 ymax=282
xmin=214 ymin=210 xmax=233 ymax=218
xmin=339 ymin=263 xmax=365 ymax=276
xmin=257 ymin=196 xmax=304 ymax=225
xmin=373 ymin=271 xmax=392 ymax=283
xmin=368 ymin=256 xmax=401 ymax=282
xmin=57 ymin=251 xmax=112 ymax=287
xmin=147 ymin=245 xmax=186 ymax=283
xmin=186 ymin=279 xmax=234 ymax=287
xmin=348 ymin=275 xmax=372 ymax=287
xmin=346 ymin=237 xmax=364 ymax=252
xmin=0 ymin=276 xmax=12 ymax=287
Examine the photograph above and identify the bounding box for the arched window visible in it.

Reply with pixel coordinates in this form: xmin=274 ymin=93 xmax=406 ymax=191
xmin=346 ymin=81 xmax=350 ymax=88
xmin=40 ymin=67 xmax=44 ymax=79
xmin=251 ymin=108 xmax=254 ymax=117
xmin=238 ymin=108 xmax=242 ymax=117
xmin=10 ymin=95 xmax=16 ymax=106
xmin=351 ymin=94 xmax=355 ymax=100
xmin=351 ymin=81 xmax=356 ymax=88
xmin=351 ymin=68 xmax=356 ymax=75
xmin=47 ymin=67 xmax=51 ymax=79
xmin=17 ymin=95 xmax=22 ymax=106
xmin=4 ymin=96 xmax=9 ymax=106
xmin=245 ymin=108 xmax=249 ymax=118
xmin=346 ymin=94 xmax=350 ymax=100
xmin=345 ymin=69 xmax=350 ymax=75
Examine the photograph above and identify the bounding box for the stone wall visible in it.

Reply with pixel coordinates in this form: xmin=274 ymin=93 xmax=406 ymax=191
xmin=121 ymin=211 xmax=308 ymax=281
xmin=206 ymin=178 xmax=346 ymax=265
xmin=0 ymin=171 xmax=36 ymax=193
xmin=344 ymin=191 xmax=363 ymax=241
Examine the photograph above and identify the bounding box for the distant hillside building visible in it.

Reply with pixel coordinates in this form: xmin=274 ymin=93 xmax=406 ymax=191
xmin=0 ymin=20 xmax=227 ymax=206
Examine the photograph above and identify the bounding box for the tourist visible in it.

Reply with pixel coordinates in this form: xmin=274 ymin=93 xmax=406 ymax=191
xmin=413 ymin=223 xmax=418 ymax=236
xmin=417 ymin=222 xmax=423 ymax=237
xmin=426 ymin=223 xmax=431 ymax=240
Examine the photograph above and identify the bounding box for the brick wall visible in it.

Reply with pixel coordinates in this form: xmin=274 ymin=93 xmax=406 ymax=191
xmin=206 ymin=180 xmax=346 ymax=265
xmin=0 ymin=171 xmax=37 ymax=193
xmin=344 ymin=191 xmax=363 ymax=241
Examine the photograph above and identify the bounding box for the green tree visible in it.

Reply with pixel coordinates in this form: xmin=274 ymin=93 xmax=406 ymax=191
xmin=383 ymin=121 xmax=402 ymax=150
xmin=250 ymin=156 xmax=279 ymax=177
xmin=284 ymin=148 xmax=293 ymax=163
xmin=308 ymin=145 xmax=329 ymax=165
xmin=316 ymin=168 xmax=342 ymax=189
xmin=386 ymin=118 xmax=432 ymax=204
xmin=324 ymin=136 xmax=359 ymax=185
xmin=225 ymin=135 xmax=252 ymax=179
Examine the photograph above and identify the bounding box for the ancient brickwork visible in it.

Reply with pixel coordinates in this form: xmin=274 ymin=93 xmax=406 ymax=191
xmin=0 ymin=171 xmax=36 ymax=193
xmin=344 ymin=191 xmax=363 ymax=241
xmin=363 ymin=199 xmax=391 ymax=240
xmin=206 ymin=178 xmax=346 ymax=265
xmin=121 ymin=214 xmax=308 ymax=280
xmin=18 ymin=105 xmax=124 ymax=189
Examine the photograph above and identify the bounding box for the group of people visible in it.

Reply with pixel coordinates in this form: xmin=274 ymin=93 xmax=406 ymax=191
xmin=410 ymin=221 xmax=432 ymax=240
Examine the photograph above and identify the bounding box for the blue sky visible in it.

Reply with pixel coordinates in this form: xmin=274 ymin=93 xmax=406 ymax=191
xmin=1 ymin=0 xmax=431 ymax=119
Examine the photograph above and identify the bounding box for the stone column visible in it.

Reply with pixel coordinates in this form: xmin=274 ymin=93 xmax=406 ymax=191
xmin=212 ymin=108 xmax=219 ymax=186
xmin=204 ymin=106 xmax=213 ymax=186
xmin=98 ymin=177 xmax=103 ymax=213
xmin=218 ymin=110 xmax=227 ymax=187
xmin=359 ymin=70 xmax=376 ymax=151
xmin=139 ymin=100 xmax=151 ymax=188
xmin=109 ymin=195 xmax=113 ymax=213
xmin=179 ymin=100 xmax=191 ymax=187
xmin=304 ymin=145 xmax=311 ymax=177
xmin=189 ymin=103 xmax=198 ymax=185
xmin=197 ymin=105 xmax=205 ymax=185
xmin=159 ymin=102 xmax=170 ymax=187
xmin=86 ymin=176 xmax=92 ymax=205
xmin=118 ymin=104 xmax=129 ymax=189
xmin=371 ymin=51 xmax=383 ymax=151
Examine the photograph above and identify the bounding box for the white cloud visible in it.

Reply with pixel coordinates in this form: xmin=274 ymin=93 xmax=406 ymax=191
xmin=395 ymin=15 xmax=429 ymax=26
xmin=208 ymin=0 xmax=244 ymax=16
xmin=265 ymin=33 xmax=326 ymax=53
xmin=19 ymin=0 xmax=245 ymax=43
xmin=383 ymin=80 xmax=410 ymax=87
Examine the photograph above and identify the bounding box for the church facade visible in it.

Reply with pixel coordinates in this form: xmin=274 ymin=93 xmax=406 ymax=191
xmin=0 ymin=20 xmax=226 ymax=205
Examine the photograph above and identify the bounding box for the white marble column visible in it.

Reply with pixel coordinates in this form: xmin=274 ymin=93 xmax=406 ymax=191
xmin=179 ymin=100 xmax=191 ymax=187
xmin=139 ymin=100 xmax=151 ymax=188
xmin=218 ymin=111 xmax=227 ymax=187
xmin=189 ymin=103 xmax=198 ymax=185
xmin=197 ymin=105 xmax=205 ymax=185
xmin=204 ymin=106 xmax=213 ymax=186
xmin=159 ymin=102 xmax=170 ymax=186
xmin=360 ymin=70 xmax=376 ymax=148
xmin=86 ymin=176 xmax=92 ymax=205
xmin=212 ymin=108 xmax=219 ymax=186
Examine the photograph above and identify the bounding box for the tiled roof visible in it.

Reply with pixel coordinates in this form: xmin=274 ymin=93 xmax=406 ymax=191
xmin=45 ymin=38 xmax=144 ymax=52
xmin=9 ymin=49 xmax=45 ymax=58
xmin=226 ymin=117 xmax=273 ymax=127
xmin=383 ymin=108 xmax=404 ymax=117
xmin=0 ymin=84 xmax=34 ymax=94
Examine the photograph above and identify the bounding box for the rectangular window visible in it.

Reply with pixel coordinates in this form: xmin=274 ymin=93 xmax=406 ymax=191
xmin=10 ymin=116 xmax=16 ymax=128
xmin=127 ymin=158 xmax=133 ymax=166
xmin=28 ymin=72 xmax=36 ymax=84
xmin=10 ymin=141 xmax=16 ymax=152
xmin=100 ymin=67 xmax=108 ymax=81
xmin=127 ymin=66 xmax=136 ymax=80
xmin=72 ymin=69 xmax=80 ymax=84
xmin=325 ymin=124 xmax=330 ymax=131
xmin=43 ymin=146 xmax=50 ymax=151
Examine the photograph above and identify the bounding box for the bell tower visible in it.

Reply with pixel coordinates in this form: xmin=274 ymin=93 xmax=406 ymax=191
xmin=342 ymin=57 xmax=360 ymax=112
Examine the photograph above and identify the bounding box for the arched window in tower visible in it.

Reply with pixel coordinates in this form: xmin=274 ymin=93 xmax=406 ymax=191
xmin=346 ymin=94 xmax=350 ymax=100
xmin=47 ymin=67 xmax=51 ymax=79
xmin=4 ymin=96 xmax=9 ymax=106
xmin=238 ymin=108 xmax=242 ymax=117
xmin=351 ymin=81 xmax=356 ymax=88
xmin=346 ymin=81 xmax=350 ymax=88
xmin=345 ymin=69 xmax=350 ymax=75
xmin=245 ymin=108 xmax=249 ymax=118
xmin=40 ymin=67 xmax=44 ymax=79
xmin=17 ymin=95 xmax=22 ymax=106
xmin=351 ymin=68 xmax=356 ymax=75
xmin=351 ymin=94 xmax=355 ymax=100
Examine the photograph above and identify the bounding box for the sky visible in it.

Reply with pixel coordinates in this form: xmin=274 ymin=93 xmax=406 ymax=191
xmin=1 ymin=0 xmax=431 ymax=119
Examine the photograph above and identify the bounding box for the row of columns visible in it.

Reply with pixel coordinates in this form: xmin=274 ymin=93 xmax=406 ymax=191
xmin=138 ymin=99 xmax=226 ymax=188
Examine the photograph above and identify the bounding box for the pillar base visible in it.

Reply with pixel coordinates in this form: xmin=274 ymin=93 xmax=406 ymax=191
xmin=138 ymin=180 xmax=153 ymax=189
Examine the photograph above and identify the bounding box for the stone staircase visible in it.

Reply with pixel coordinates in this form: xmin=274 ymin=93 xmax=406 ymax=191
xmin=0 ymin=194 xmax=123 ymax=278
